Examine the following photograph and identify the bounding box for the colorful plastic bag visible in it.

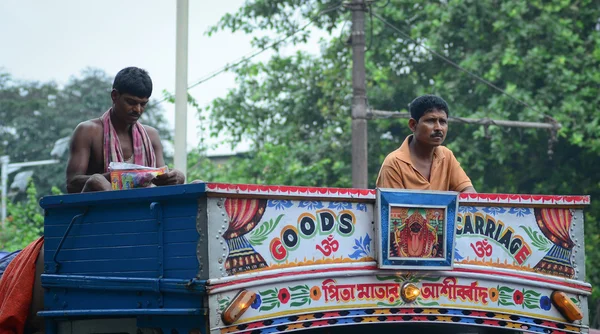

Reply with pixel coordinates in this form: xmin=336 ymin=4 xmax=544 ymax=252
xmin=109 ymin=162 xmax=168 ymax=190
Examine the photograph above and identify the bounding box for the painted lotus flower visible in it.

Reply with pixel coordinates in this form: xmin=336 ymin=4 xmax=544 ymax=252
xmin=513 ymin=290 xmax=524 ymax=305
xmin=251 ymin=294 xmax=262 ymax=309
xmin=278 ymin=288 xmax=290 ymax=304
xmin=540 ymin=296 xmax=551 ymax=311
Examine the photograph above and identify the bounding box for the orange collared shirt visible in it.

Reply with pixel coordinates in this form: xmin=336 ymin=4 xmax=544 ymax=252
xmin=376 ymin=135 xmax=473 ymax=192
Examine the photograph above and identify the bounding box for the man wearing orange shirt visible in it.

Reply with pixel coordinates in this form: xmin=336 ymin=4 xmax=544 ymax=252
xmin=376 ymin=95 xmax=476 ymax=193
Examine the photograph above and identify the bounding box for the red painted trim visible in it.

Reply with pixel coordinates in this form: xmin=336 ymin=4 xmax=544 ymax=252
xmin=451 ymin=267 xmax=592 ymax=292
xmin=458 ymin=193 xmax=590 ymax=205
xmin=207 ymin=265 xmax=591 ymax=293
xmin=205 ymin=183 xmax=590 ymax=205
xmin=205 ymin=183 xmax=376 ymax=199
xmin=207 ymin=265 xmax=378 ymax=289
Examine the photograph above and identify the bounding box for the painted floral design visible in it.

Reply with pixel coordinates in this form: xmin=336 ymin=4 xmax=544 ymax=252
xmin=328 ymin=201 xmax=352 ymax=211
xmin=513 ymin=290 xmax=524 ymax=305
xmin=458 ymin=206 xmax=478 ymax=214
xmin=356 ymin=203 xmax=367 ymax=212
xmin=310 ymin=286 xmax=322 ymax=301
xmin=482 ymin=207 xmax=507 ymax=216
xmin=348 ymin=233 xmax=372 ymax=259
xmin=268 ymin=199 xmax=294 ymax=210
xmin=489 ymin=288 xmax=499 ymax=302
xmin=257 ymin=284 xmax=316 ymax=311
xmin=508 ymin=207 xmax=531 ymax=217
xmin=298 ymin=200 xmax=324 ymax=210
xmin=278 ymin=288 xmax=290 ymax=304
xmin=497 ymin=286 xmax=544 ymax=310
xmin=251 ymin=294 xmax=262 ymax=309
xmin=540 ymin=296 xmax=552 ymax=311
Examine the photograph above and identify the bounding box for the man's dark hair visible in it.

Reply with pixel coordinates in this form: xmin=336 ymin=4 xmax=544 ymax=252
xmin=409 ymin=95 xmax=449 ymax=122
xmin=113 ymin=67 xmax=153 ymax=98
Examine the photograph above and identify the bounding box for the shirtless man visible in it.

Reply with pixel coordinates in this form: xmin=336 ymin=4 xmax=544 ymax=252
xmin=0 ymin=68 xmax=185 ymax=334
xmin=376 ymin=95 xmax=476 ymax=193
xmin=66 ymin=66 xmax=185 ymax=193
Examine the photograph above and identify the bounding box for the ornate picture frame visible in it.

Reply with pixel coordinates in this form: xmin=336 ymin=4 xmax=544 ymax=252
xmin=376 ymin=189 xmax=459 ymax=270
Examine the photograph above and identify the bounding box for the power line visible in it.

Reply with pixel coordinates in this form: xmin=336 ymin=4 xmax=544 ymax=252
xmin=371 ymin=11 xmax=542 ymax=114
xmin=152 ymin=2 xmax=344 ymax=108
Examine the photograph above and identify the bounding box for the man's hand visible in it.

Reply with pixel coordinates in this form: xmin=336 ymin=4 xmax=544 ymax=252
xmin=152 ymin=169 xmax=185 ymax=186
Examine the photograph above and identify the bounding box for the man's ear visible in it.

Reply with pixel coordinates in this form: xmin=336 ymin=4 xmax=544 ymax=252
xmin=110 ymin=89 xmax=119 ymax=103
xmin=408 ymin=118 xmax=418 ymax=132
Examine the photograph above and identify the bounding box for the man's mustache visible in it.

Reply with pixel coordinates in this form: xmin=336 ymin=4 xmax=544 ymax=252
xmin=431 ymin=131 xmax=444 ymax=137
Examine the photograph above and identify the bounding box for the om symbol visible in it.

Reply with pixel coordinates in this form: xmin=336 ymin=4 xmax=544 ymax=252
xmin=316 ymin=234 xmax=339 ymax=256
xmin=470 ymin=239 xmax=493 ymax=258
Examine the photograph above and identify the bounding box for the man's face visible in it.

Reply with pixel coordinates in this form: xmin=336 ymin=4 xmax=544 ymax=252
xmin=409 ymin=109 xmax=448 ymax=147
xmin=111 ymin=90 xmax=149 ymax=125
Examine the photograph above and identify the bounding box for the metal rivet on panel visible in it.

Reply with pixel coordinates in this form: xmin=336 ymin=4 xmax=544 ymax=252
xmin=218 ymin=258 xmax=223 ymax=264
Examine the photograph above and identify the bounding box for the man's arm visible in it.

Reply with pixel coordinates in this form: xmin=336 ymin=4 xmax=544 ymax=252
xmin=145 ymin=126 xmax=185 ymax=186
xmin=66 ymin=122 xmax=108 ymax=193
xmin=448 ymin=151 xmax=477 ymax=193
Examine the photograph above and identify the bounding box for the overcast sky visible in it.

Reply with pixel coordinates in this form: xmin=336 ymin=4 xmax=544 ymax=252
xmin=0 ymin=0 xmax=323 ymax=156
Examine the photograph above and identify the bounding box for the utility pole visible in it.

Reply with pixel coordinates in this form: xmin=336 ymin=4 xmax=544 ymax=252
xmin=174 ymin=0 xmax=189 ymax=180
xmin=350 ymin=0 xmax=368 ymax=189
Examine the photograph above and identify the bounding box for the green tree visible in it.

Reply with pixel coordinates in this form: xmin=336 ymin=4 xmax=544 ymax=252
xmin=193 ymin=0 xmax=600 ymax=324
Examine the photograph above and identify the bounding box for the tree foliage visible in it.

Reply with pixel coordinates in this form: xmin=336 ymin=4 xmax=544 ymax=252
xmin=193 ymin=0 xmax=600 ymax=324
xmin=0 ymin=180 xmax=49 ymax=251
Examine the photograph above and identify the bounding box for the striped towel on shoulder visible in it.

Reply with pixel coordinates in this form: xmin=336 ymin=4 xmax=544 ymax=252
xmin=102 ymin=108 xmax=156 ymax=172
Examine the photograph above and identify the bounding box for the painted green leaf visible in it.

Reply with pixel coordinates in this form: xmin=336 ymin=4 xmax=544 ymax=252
xmin=248 ymin=214 xmax=283 ymax=245
xmin=520 ymin=226 xmax=552 ymax=251
xmin=291 ymin=298 xmax=310 ymax=307
xmin=259 ymin=302 xmax=280 ymax=312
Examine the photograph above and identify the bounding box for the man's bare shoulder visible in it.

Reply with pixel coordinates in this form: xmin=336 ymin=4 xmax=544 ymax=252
xmin=74 ymin=118 xmax=103 ymax=134
xmin=70 ymin=119 xmax=103 ymax=145
xmin=142 ymin=124 xmax=160 ymax=136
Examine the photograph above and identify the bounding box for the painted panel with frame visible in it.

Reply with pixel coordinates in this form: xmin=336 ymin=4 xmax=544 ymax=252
xmin=376 ymin=189 xmax=459 ymax=270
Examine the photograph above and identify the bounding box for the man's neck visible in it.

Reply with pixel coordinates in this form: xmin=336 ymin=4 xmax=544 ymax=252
xmin=110 ymin=108 xmax=132 ymax=135
xmin=408 ymin=135 xmax=436 ymax=162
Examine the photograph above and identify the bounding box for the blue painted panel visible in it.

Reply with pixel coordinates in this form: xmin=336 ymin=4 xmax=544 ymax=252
xmin=44 ymin=287 xmax=203 ymax=312
xmin=40 ymin=183 xmax=206 ymax=209
xmin=163 ymin=216 xmax=197 ymax=231
xmin=164 ymin=243 xmax=196 ymax=257
xmin=48 ymin=245 xmax=159 ymax=261
xmin=164 ymin=269 xmax=198 ymax=278
xmin=44 ymin=219 xmax=158 ymax=238
xmin=45 ymin=232 xmax=158 ymax=250
xmin=65 ymin=271 xmax=159 ymax=278
xmin=160 ymin=201 xmax=200 ymax=219
xmin=164 ymin=229 xmax=199 ymax=244
xmin=163 ymin=257 xmax=197 ymax=271
xmin=52 ymin=258 xmax=159 ymax=274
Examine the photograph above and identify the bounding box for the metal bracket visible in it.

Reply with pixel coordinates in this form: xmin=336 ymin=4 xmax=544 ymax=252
xmin=51 ymin=207 xmax=89 ymax=273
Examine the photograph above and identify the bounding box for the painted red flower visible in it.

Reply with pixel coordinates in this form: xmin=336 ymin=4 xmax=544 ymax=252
xmin=513 ymin=290 xmax=524 ymax=305
xmin=278 ymin=288 xmax=290 ymax=304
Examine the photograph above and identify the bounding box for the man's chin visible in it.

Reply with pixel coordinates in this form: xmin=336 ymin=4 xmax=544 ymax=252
xmin=430 ymin=137 xmax=445 ymax=145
